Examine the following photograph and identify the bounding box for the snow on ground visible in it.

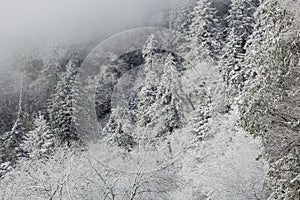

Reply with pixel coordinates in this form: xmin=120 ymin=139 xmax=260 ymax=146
xmin=169 ymin=61 xmax=267 ymax=199
xmin=170 ymin=107 xmax=266 ymax=200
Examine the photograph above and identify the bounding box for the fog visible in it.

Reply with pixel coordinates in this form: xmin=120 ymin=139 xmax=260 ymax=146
xmin=0 ymin=0 xmax=169 ymax=57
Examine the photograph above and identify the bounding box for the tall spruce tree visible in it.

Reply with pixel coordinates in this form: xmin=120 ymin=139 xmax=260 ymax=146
xmin=48 ymin=57 xmax=81 ymax=146
xmin=221 ymin=0 xmax=258 ymax=96
xmin=148 ymin=54 xmax=184 ymax=138
xmin=188 ymin=0 xmax=222 ymax=61
xmin=137 ymin=35 xmax=159 ymax=128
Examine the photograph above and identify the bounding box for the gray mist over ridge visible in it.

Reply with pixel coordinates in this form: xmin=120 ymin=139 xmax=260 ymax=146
xmin=0 ymin=0 xmax=169 ymax=58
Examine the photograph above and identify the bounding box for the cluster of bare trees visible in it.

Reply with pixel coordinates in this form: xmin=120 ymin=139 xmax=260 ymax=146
xmin=0 ymin=144 xmax=179 ymax=200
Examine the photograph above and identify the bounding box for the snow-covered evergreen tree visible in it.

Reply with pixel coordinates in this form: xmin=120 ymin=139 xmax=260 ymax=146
xmin=23 ymin=113 xmax=55 ymax=159
xmin=220 ymin=0 xmax=258 ymax=96
xmin=43 ymin=46 xmax=68 ymax=95
xmin=137 ymin=35 xmax=159 ymax=128
xmin=169 ymin=0 xmax=196 ymax=34
xmin=148 ymin=54 xmax=184 ymax=138
xmin=142 ymin=34 xmax=157 ymax=69
xmin=242 ymin=0 xmax=290 ymax=81
xmin=104 ymin=107 xmax=136 ymax=151
xmin=239 ymin=1 xmax=299 ymax=198
xmin=48 ymin=57 xmax=81 ymax=146
xmin=190 ymin=104 xmax=211 ymax=141
xmin=240 ymin=0 xmax=294 ymax=137
xmin=188 ymin=0 xmax=222 ymax=61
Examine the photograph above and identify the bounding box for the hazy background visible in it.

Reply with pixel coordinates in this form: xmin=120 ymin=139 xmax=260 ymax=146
xmin=0 ymin=0 xmax=169 ymax=57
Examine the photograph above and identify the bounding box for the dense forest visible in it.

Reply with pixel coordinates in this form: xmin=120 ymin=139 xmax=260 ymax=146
xmin=0 ymin=0 xmax=299 ymax=199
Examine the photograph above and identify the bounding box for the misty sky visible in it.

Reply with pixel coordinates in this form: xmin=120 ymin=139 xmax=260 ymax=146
xmin=0 ymin=0 xmax=169 ymax=56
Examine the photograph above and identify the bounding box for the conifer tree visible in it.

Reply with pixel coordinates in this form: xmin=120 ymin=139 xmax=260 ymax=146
xmin=240 ymin=0 xmax=294 ymax=136
xmin=48 ymin=57 xmax=81 ymax=145
xmin=104 ymin=107 xmax=136 ymax=151
xmin=188 ymin=0 xmax=222 ymax=61
xmin=148 ymin=54 xmax=184 ymax=138
xmin=137 ymin=35 xmax=159 ymax=128
xmin=221 ymin=0 xmax=258 ymax=96
xmin=23 ymin=113 xmax=55 ymax=159
xmin=239 ymin=1 xmax=299 ymax=198
xmin=242 ymin=0 xmax=287 ymax=80
xmin=190 ymin=103 xmax=211 ymax=141
xmin=169 ymin=0 xmax=195 ymax=34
